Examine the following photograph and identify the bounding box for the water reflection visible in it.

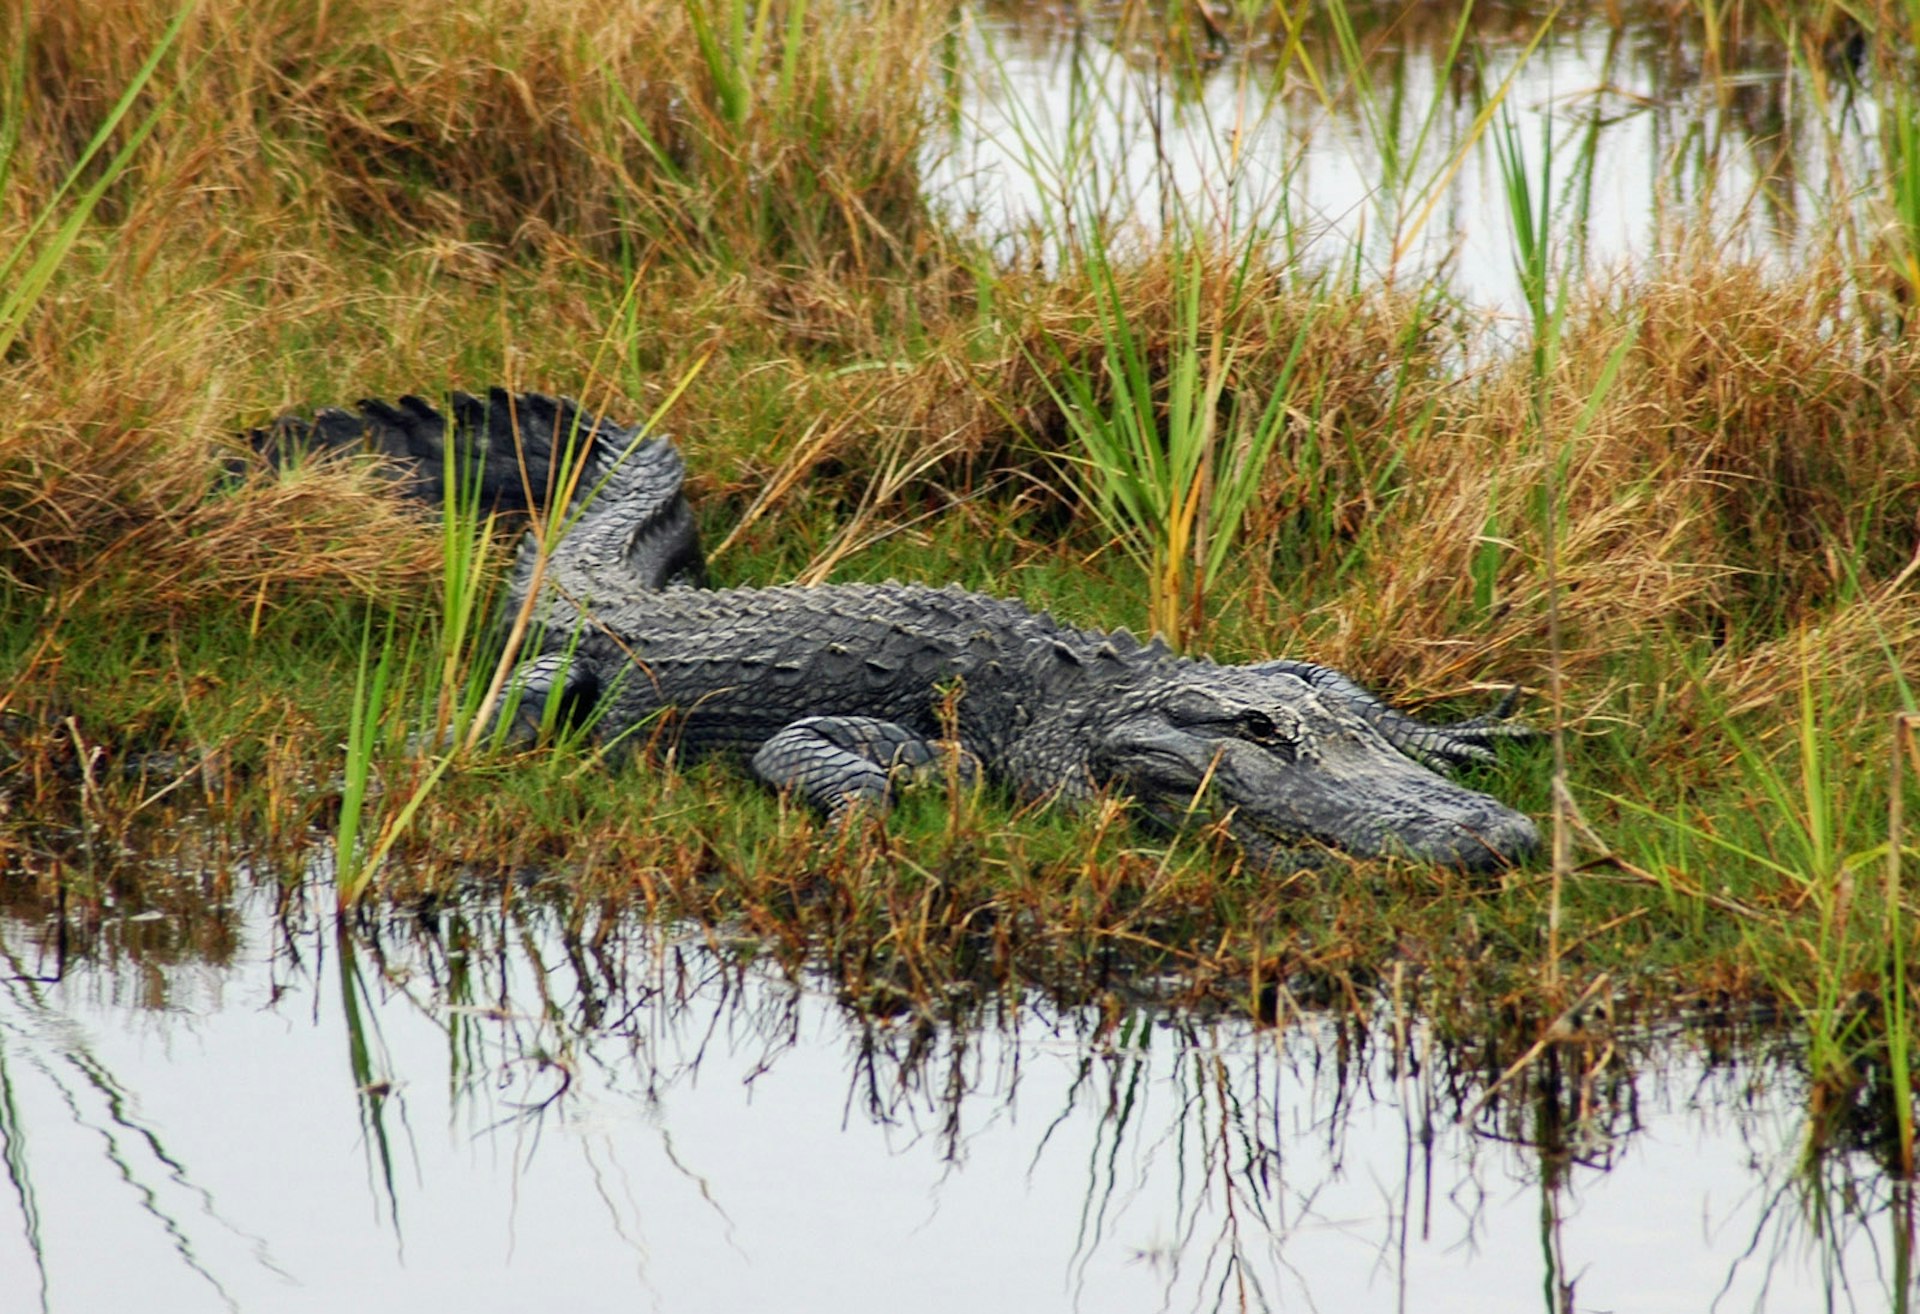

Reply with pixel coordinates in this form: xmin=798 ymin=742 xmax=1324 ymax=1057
xmin=0 ymin=878 xmax=1911 ymax=1312
xmin=932 ymin=0 xmax=1892 ymax=315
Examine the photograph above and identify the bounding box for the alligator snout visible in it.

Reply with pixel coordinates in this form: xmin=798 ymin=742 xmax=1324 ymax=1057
xmin=1365 ymin=792 xmax=1540 ymax=872
xmin=1101 ymin=705 xmax=1540 ymax=873
xmin=1215 ymin=731 xmax=1540 ymax=872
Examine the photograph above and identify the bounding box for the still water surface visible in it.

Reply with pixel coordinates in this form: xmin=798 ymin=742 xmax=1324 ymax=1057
xmin=931 ymin=2 xmax=1877 ymax=314
xmin=0 ymin=880 xmax=1905 ymax=1313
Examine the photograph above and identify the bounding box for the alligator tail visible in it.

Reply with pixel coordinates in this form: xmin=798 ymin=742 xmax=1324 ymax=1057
xmin=251 ymin=388 xmax=618 ymax=511
xmin=247 ymin=387 xmax=708 ymax=592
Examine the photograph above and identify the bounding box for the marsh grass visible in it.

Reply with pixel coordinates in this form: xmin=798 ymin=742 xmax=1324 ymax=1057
xmin=1889 ymin=713 xmax=1918 ymax=1173
xmin=0 ymin=2 xmax=187 ymax=361
xmin=2 ymin=0 xmax=1920 ymax=1154
xmin=1026 ymin=242 xmax=1314 ymax=646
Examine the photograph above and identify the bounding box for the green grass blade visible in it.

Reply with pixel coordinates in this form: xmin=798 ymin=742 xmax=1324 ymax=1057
xmin=0 ymin=1 xmax=192 ymax=358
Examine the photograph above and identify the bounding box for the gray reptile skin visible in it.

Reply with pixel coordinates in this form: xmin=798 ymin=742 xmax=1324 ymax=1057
xmin=253 ymin=390 xmax=1540 ymax=871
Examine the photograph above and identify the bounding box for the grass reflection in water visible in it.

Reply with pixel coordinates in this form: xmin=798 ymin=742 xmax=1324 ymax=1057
xmin=0 ymin=877 xmax=1909 ymax=1313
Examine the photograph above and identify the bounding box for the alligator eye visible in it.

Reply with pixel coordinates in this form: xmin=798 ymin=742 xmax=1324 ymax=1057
xmin=1242 ymin=710 xmax=1278 ymax=740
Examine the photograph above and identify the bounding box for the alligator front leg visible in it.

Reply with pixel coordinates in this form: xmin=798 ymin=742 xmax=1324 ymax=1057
xmin=1246 ymin=659 xmax=1536 ymax=771
xmin=483 ymin=651 xmax=605 ymax=747
xmin=750 ymin=716 xmax=977 ymax=824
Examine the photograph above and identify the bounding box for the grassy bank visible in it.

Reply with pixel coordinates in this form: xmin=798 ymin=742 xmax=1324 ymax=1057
xmin=2 ymin=0 xmax=1919 ymax=1165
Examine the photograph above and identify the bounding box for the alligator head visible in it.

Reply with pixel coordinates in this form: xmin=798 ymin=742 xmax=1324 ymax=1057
xmin=1090 ymin=668 xmax=1540 ymax=872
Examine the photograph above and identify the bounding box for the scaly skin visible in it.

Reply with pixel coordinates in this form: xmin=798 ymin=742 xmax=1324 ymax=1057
xmin=253 ymin=390 xmax=1540 ymax=871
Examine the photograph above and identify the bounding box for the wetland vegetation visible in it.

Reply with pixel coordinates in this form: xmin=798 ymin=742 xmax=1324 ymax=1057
xmin=3 ymin=0 xmax=1920 ymax=1305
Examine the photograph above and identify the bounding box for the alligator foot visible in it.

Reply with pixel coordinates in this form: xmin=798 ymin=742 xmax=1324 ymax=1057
xmin=465 ymin=651 xmax=608 ymax=749
xmin=750 ymin=716 xmax=979 ymax=824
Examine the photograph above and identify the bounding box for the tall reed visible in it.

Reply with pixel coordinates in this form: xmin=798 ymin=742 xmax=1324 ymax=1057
xmin=1888 ymin=82 xmax=1920 ymax=312
xmin=1031 ymin=244 xmax=1315 ymax=646
xmin=1492 ymin=100 xmax=1570 ymax=973
xmin=1887 ymin=713 xmax=1917 ymax=1175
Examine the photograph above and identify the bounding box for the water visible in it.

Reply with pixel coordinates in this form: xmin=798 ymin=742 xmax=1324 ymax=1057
xmin=0 ymin=881 xmax=1908 ymax=1313
xmin=929 ymin=2 xmax=1881 ymax=316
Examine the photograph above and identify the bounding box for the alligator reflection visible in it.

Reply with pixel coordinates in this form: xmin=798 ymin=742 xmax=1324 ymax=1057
xmin=1 ymin=878 xmax=1911 ymax=1311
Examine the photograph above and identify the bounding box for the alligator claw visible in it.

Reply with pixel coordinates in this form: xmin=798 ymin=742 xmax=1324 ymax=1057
xmin=751 ymin=715 xmax=979 ymax=823
xmin=1242 ymin=661 xmax=1536 ymax=774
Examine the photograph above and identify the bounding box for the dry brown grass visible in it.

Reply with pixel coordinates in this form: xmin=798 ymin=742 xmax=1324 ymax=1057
xmin=1257 ymin=260 xmax=1920 ymax=700
xmin=4 ymin=0 xmax=944 ymax=262
xmin=0 ymin=0 xmax=963 ymax=623
xmin=1 ymin=424 xmax=441 ymax=607
xmin=6 ymin=0 xmax=1912 ymax=695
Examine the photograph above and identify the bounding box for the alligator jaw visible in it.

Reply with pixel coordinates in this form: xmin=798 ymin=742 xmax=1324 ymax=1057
xmin=1097 ymin=709 xmax=1540 ymax=874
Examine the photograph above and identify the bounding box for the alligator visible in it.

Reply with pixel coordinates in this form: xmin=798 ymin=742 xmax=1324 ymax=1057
xmin=250 ymin=389 xmax=1540 ymax=871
